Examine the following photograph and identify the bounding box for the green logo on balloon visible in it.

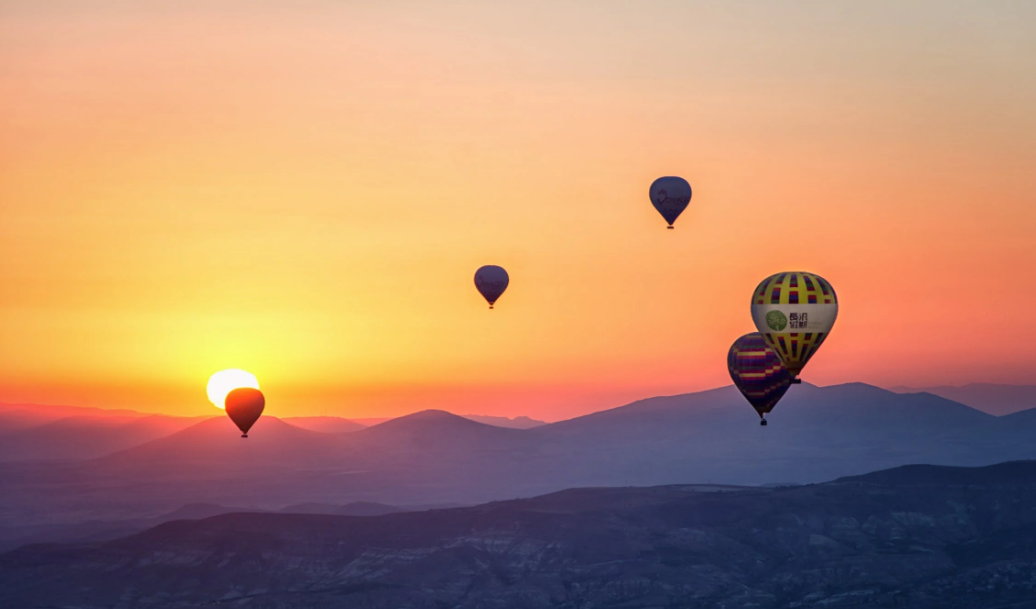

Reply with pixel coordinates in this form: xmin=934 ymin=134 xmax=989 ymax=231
xmin=766 ymin=310 xmax=787 ymax=331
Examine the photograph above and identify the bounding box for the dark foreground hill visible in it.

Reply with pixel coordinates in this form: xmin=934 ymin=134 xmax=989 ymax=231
xmin=4 ymin=462 xmax=1036 ymax=609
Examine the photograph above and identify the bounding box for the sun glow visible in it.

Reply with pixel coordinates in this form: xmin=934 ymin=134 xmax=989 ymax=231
xmin=206 ymin=369 xmax=259 ymax=410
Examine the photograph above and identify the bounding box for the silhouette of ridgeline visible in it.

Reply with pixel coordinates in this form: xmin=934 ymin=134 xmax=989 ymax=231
xmin=890 ymin=383 xmax=1036 ymax=416
xmin=1 ymin=382 xmax=1035 ymax=545
xmin=3 ymin=460 xmax=1036 ymax=608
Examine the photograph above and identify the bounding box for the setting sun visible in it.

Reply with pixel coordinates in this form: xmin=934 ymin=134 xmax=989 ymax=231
xmin=206 ymin=369 xmax=259 ymax=410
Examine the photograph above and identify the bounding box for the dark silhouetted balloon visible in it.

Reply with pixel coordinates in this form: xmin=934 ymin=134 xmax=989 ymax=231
xmin=728 ymin=332 xmax=792 ymax=426
xmin=224 ymin=387 xmax=265 ymax=438
xmin=649 ymin=176 xmax=692 ymax=228
xmin=474 ymin=265 xmax=509 ymax=309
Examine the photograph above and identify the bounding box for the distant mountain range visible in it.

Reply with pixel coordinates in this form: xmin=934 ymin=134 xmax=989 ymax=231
xmin=283 ymin=414 xmax=545 ymax=432
xmin=4 ymin=460 xmax=1036 ymax=608
xmin=1 ymin=383 xmax=1034 ymax=553
xmin=889 ymin=383 xmax=1036 ymax=416
xmin=461 ymin=414 xmax=546 ymax=429
xmin=0 ymin=404 xmax=546 ymax=462
xmin=0 ymin=402 xmax=212 ymax=461
xmin=281 ymin=415 xmax=368 ymax=433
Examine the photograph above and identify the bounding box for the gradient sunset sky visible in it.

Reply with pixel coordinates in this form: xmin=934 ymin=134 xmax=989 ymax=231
xmin=2 ymin=1 xmax=1035 ymax=420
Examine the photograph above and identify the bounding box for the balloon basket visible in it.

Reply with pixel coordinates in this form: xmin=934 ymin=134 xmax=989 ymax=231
xmin=489 ymin=306 xmax=494 ymax=310
xmin=241 ymin=434 xmax=248 ymax=438
xmin=760 ymin=419 xmax=767 ymax=426
xmin=667 ymin=226 xmax=674 ymax=230
xmin=791 ymin=378 xmax=802 ymax=385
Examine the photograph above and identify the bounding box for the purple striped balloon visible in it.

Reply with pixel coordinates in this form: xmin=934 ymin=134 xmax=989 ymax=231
xmin=728 ymin=332 xmax=792 ymax=422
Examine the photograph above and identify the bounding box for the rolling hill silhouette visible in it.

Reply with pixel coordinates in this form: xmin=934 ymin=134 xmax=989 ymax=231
xmin=838 ymin=460 xmax=1036 ymax=486
xmin=462 ymin=414 xmax=546 ymax=429
xmin=1 ymin=383 xmax=1034 ymax=551
xmin=353 ymin=409 xmax=530 ymax=450
xmin=278 ymin=501 xmax=405 ymax=516
xmin=0 ymin=402 xmax=151 ymax=428
xmin=95 ymin=416 xmax=342 ymax=470
xmin=0 ymin=414 xmax=210 ymax=462
xmin=281 ymin=416 xmax=367 ymax=433
xmin=4 ymin=460 xmax=1036 ymax=608
xmin=890 ymin=383 xmax=1036 ymax=416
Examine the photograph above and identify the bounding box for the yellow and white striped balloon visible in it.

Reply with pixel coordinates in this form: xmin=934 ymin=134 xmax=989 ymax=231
xmin=749 ymin=271 xmax=838 ymax=378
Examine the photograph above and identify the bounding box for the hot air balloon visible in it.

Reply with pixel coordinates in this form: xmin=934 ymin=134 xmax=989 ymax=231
xmin=474 ymin=265 xmax=509 ymax=309
xmin=225 ymin=387 xmax=265 ymax=438
xmin=728 ymin=332 xmax=792 ymax=426
xmin=750 ymin=272 xmax=838 ymax=381
xmin=649 ymin=176 xmax=692 ymax=229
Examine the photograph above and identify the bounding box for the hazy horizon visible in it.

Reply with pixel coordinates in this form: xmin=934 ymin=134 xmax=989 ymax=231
xmin=5 ymin=379 xmax=1035 ymax=422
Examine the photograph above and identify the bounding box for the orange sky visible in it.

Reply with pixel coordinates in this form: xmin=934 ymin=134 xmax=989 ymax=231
xmin=2 ymin=1 xmax=1035 ymax=420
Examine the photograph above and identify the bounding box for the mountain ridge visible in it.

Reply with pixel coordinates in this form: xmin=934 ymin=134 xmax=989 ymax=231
xmin=4 ymin=460 xmax=1036 ymax=608
xmin=2 ymin=382 xmax=1034 ymax=550
xmin=890 ymin=382 xmax=1036 ymax=416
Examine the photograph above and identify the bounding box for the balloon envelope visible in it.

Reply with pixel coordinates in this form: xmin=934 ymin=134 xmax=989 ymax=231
xmin=728 ymin=332 xmax=792 ymax=418
xmin=649 ymin=176 xmax=692 ymax=227
xmin=474 ymin=265 xmax=509 ymax=308
xmin=749 ymin=272 xmax=838 ymax=378
xmin=224 ymin=387 xmax=265 ymax=437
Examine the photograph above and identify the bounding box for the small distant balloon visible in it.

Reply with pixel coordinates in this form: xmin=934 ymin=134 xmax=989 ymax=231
xmin=649 ymin=176 xmax=692 ymax=229
xmin=474 ymin=265 xmax=509 ymax=309
xmin=749 ymin=272 xmax=838 ymax=379
xmin=225 ymin=387 xmax=265 ymax=438
xmin=728 ymin=332 xmax=792 ymax=426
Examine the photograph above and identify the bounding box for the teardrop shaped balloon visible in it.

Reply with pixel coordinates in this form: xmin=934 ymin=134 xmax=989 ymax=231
xmin=728 ymin=332 xmax=791 ymax=425
xmin=224 ymin=387 xmax=265 ymax=438
xmin=649 ymin=176 xmax=692 ymax=229
xmin=750 ymin=272 xmax=838 ymax=379
xmin=474 ymin=265 xmax=509 ymax=309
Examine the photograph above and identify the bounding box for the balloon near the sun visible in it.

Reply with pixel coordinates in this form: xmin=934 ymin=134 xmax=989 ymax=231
xmin=206 ymin=369 xmax=259 ymax=410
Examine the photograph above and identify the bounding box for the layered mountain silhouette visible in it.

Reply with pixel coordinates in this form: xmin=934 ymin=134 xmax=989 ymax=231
xmin=0 ymin=402 xmax=150 ymax=429
xmin=284 ymin=413 xmax=546 ymax=432
xmin=0 ymin=408 xmax=211 ymax=462
xmin=281 ymin=415 xmax=367 ymax=433
xmin=4 ymin=460 xmax=1036 ymax=608
xmin=2 ymin=383 xmax=1035 ymax=552
xmin=277 ymin=501 xmax=407 ymax=516
xmin=890 ymin=382 xmax=1036 ymax=416
xmin=356 ymin=409 xmax=529 ymax=449
xmin=462 ymin=414 xmax=546 ymax=429
xmin=95 ymin=416 xmax=341 ymax=469
xmin=0 ymin=502 xmax=259 ymax=552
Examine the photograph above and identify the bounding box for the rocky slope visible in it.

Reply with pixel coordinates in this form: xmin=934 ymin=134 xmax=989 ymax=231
xmin=3 ymin=461 xmax=1036 ymax=608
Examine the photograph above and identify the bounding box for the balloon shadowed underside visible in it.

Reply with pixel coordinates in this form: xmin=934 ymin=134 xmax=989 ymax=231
xmin=649 ymin=176 xmax=692 ymax=228
xmin=474 ymin=265 xmax=509 ymax=309
xmin=225 ymin=387 xmax=265 ymax=438
xmin=728 ymin=333 xmax=791 ymax=423
xmin=749 ymin=272 xmax=838 ymax=378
